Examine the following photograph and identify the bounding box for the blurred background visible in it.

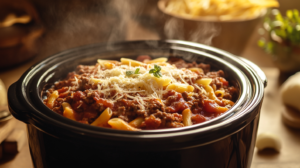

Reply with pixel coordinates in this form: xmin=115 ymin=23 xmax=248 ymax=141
xmin=1 ymin=0 xmax=300 ymax=167
xmin=0 ymin=0 xmax=299 ymax=69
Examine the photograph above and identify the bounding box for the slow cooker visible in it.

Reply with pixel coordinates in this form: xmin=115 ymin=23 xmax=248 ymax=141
xmin=8 ymin=40 xmax=266 ymax=168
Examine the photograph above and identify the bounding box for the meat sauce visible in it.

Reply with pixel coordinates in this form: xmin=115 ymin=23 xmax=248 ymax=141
xmin=43 ymin=56 xmax=238 ymax=130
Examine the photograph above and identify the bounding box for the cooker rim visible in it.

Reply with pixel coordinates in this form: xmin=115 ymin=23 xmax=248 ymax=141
xmin=8 ymin=40 xmax=265 ymax=147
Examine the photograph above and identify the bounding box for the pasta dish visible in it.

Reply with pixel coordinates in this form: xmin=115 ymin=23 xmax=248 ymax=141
xmin=43 ymin=56 xmax=238 ymax=130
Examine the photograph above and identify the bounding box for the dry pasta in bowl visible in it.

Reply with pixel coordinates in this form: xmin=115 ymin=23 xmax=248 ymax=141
xmin=43 ymin=56 xmax=238 ymax=131
xmin=162 ymin=0 xmax=279 ymax=21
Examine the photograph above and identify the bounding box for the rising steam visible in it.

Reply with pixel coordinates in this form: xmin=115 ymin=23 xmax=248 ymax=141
xmin=164 ymin=18 xmax=220 ymax=46
xmin=35 ymin=0 xmax=220 ymax=59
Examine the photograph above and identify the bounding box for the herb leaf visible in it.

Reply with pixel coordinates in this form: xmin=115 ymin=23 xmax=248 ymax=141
xmin=154 ymin=64 xmax=161 ymax=71
xmin=126 ymin=71 xmax=134 ymax=76
xmin=126 ymin=68 xmax=140 ymax=77
xmin=149 ymin=64 xmax=162 ymax=78
xmin=134 ymin=68 xmax=140 ymax=74
xmin=149 ymin=69 xmax=156 ymax=73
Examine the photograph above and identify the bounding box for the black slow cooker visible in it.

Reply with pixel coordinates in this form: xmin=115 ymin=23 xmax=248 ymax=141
xmin=8 ymin=40 xmax=266 ymax=168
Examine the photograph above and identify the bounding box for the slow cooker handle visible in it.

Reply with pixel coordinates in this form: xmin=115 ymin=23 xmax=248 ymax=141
xmin=7 ymin=82 xmax=29 ymax=124
xmin=239 ymin=57 xmax=267 ymax=88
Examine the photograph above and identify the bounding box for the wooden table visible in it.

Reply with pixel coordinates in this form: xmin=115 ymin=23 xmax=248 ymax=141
xmin=252 ymin=68 xmax=300 ymax=168
xmin=1 ymin=19 xmax=300 ymax=168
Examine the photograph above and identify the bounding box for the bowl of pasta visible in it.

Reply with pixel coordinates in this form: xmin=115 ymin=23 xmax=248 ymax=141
xmin=157 ymin=0 xmax=279 ymax=55
xmin=8 ymin=40 xmax=266 ymax=168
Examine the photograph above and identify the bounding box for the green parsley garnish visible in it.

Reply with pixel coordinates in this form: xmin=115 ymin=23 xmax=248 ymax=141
xmin=134 ymin=68 xmax=140 ymax=74
xmin=126 ymin=68 xmax=140 ymax=76
xmin=149 ymin=64 xmax=162 ymax=78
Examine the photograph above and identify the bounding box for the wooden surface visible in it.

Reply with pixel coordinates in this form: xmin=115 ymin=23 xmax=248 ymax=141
xmin=252 ymin=69 xmax=300 ymax=168
xmin=1 ymin=15 xmax=300 ymax=168
xmin=0 ymin=119 xmax=32 ymax=168
xmin=0 ymin=119 xmax=15 ymax=145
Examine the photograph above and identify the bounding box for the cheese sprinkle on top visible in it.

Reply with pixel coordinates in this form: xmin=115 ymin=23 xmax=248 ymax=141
xmin=88 ymin=59 xmax=199 ymax=103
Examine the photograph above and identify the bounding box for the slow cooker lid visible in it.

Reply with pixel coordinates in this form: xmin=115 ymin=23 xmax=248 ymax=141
xmin=15 ymin=40 xmax=265 ymax=148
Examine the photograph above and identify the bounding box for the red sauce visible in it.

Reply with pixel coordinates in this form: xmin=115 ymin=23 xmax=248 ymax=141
xmin=43 ymin=57 xmax=238 ymax=130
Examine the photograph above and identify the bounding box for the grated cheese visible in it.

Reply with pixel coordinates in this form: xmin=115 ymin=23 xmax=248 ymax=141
xmin=87 ymin=62 xmax=199 ymax=105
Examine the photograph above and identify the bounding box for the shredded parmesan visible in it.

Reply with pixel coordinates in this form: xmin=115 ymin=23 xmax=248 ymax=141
xmin=85 ymin=62 xmax=200 ymax=106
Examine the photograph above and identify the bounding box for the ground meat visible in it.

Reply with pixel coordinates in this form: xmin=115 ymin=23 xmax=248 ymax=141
xmin=141 ymin=115 xmax=161 ymax=129
xmin=168 ymin=57 xmax=211 ymax=73
xmin=148 ymin=100 xmax=164 ymax=114
xmin=43 ymin=56 xmax=239 ymax=130
xmin=154 ymin=111 xmax=182 ymax=122
xmin=166 ymin=121 xmax=184 ymax=128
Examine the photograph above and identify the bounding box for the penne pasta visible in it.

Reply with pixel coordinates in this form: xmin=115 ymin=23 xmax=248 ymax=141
xmin=89 ymin=78 xmax=102 ymax=85
xmin=189 ymin=68 xmax=204 ymax=74
xmin=196 ymin=78 xmax=219 ymax=101
xmin=108 ymin=118 xmax=140 ymax=131
xmin=46 ymin=90 xmax=59 ymax=109
xmin=204 ymin=85 xmax=218 ymax=100
xmin=182 ymin=109 xmax=192 ymax=126
xmin=145 ymin=57 xmax=168 ymax=64
xmin=222 ymin=99 xmax=235 ymax=106
xmin=154 ymin=76 xmax=172 ymax=87
xmin=121 ymin=58 xmax=144 ymax=67
xmin=203 ymin=99 xmax=228 ymax=113
xmin=215 ymin=106 xmax=228 ymax=113
xmin=166 ymin=83 xmax=194 ymax=93
xmin=91 ymin=107 xmax=112 ymax=126
xmin=62 ymin=102 xmax=71 ymax=110
xmin=143 ymin=73 xmax=172 ymax=87
xmin=215 ymin=90 xmax=225 ymax=97
xmin=196 ymin=78 xmax=212 ymax=86
xmin=129 ymin=117 xmax=144 ymax=128
xmin=97 ymin=59 xmax=116 ymax=69
xmin=62 ymin=102 xmax=76 ymax=121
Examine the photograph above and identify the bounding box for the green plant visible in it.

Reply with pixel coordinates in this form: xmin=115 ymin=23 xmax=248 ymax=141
xmin=258 ymin=9 xmax=300 ymax=53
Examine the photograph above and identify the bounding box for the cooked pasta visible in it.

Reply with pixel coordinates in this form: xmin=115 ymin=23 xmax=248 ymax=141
xmin=91 ymin=107 xmax=112 ymax=126
xmin=43 ymin=56 xmax=238 ymax=130
xmin=62 ymin=102 xmax=76 ymax=121
xmin=182 ymin=109 xmax=193 ymax=126
xmin=46 ymin=90 xmax=59 ymax=109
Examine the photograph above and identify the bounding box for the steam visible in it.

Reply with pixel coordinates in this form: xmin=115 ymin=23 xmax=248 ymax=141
xmin=164 ymin=18 xmax=220 ymax=46
xmin=189 ymin=22 xmax=220 ymax=46
xmin=108 ymin=0 xmax=220 ymax=46
xmin=105 ymin=0 xmax=132 ymax=45
xmin=34 ymin=0 xmax=220 ymax=59
xmin=164 ymin=18 xmax=185 ymax=40
xmin=107 ymin=0 xmax=158 ymax=40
